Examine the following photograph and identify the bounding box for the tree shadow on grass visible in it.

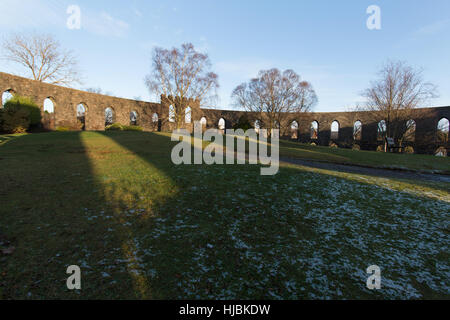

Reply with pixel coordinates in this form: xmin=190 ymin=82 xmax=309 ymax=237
xmin=1 ymin=131 xmax=448 ymax=299
xmin=0 ymin=132 xmax=153 ymax=299
xmin=98 ymin=131 xmax=450 ymax=300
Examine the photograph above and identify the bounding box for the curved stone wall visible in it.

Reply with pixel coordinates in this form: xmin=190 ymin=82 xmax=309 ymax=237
xmin=1 ymin=72 xmax=449 ymax=154
xmin=0 ymin=72 xmax=162 ymax=131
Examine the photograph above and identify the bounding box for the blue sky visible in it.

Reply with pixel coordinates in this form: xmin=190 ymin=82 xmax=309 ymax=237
xmin=1 ymin=0 xmax=449 ymax=111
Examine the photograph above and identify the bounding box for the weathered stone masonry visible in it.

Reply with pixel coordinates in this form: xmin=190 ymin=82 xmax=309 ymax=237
xmin=1 ymin=72 xmax=449 ymax=154
xmin=0 ymin=72 xmax=163 ymax=131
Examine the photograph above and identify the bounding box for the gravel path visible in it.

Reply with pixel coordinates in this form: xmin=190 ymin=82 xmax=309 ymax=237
xmin=280 ymin=157 xmax=450 ymax=183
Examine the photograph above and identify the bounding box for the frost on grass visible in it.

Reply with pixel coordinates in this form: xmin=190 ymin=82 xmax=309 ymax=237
xmin=89 ymin=165 xmax=450 ymax=299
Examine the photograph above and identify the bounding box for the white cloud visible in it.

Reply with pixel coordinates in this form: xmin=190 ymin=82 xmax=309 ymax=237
xmin=415 ymin=19 xmax=450 ymax=36
xmin=0 ymin=1 xmax=130 ymax=38
xmin=0 ymin=0 xmax=66 ymax=28
xmin=84 ymin=12 xmax=130 ymax=37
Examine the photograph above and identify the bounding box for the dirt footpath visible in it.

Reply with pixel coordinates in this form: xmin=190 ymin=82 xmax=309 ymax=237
xmin=280 ymin=157 xmax=450 ymax=184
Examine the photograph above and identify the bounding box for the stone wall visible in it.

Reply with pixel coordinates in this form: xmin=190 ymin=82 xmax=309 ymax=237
xmin=1 ymin=72 xmax=449 ymax=154
xmin=0 ymin=72 xmax=162 ymax=131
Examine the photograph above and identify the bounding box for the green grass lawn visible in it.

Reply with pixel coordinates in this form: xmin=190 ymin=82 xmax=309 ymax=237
xmin=0 ymin=132 xmax=449 ymax=299
xmin=279 ymin=140 xmax=450 ymax=173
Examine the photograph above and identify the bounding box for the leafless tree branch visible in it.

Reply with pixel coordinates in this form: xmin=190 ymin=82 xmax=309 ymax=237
xmin=359 ymin=60 xmax=438 ymax=141
xmin=2 ymin=33 xmax=82 ymax=87
xmin=231 ymin=68 xmax=318 ymax=135
xmin=145 ymin=43 xmax=219 ymax=128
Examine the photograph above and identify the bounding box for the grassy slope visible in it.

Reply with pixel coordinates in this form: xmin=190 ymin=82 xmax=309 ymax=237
xmin=279 ymin=140 xmax=450 ymax=173
xmin=0 ymin=132 xmax=449 ymax=299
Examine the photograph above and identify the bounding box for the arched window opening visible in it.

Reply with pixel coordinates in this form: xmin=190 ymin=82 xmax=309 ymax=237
xmin=185 ymin=107 xmax=192 ymax=124
xmin=437 ymin=118 xmax=449 ymax=143
xmin=331 ymin=121 xmax=339 ymax=140
xmin=153 ymin=113 xmax=161 ymax=131
xmin=169 ymin=105 xmax=175 ymax=123
xmin=377 ymin=120 xmax=387 ymax=141
xmin=130 ymin=111 xmax=138 ymax=125
xmin=77 ymin=104 xmax=87 ymax=131
xmin=43 ymin=98 xmax=54 ymax=114
xmin=2 ymin=90 xmax=14 ymax=107
xmin=41 ymin=98 xmax=55 ymax=130
xmin=353 ymin=121 xmax=362 ymax=141
xmin=291 ymin=121 xmax=299 ymax=139
xmin=200 ymin=117 xmax=207 ymax=127
xmin=130 ymin=111 xmax=138 ymax=126
xmin=404 ymin=119 xmax=416 ymax=142
xmin=105 ymin=107 xmax=115 ymax=126
xmin=218 ymin=118 xmax=226 ymax=130
xmin=311 ymin=121 xmax=319 ymax=140
xmin=254 ymin=120 xmax=261 ymax=134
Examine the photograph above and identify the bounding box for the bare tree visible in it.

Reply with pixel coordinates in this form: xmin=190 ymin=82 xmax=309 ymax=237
xmin=360 ymin=60 xmax=438 ymax=142
xmin=2 ymin=33 xmax=81 ymax=86
xmin=145 ymin=43 xmax=219 ymax=128
xmin=231 ymin=68 xmax=317 ymax=135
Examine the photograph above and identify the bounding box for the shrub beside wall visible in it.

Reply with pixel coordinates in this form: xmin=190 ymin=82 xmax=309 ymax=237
xmin=0 ymin=96 xmax=41 ymax=133
xmin=0 ymin=105 xmax=30 ymax=133
xmin=403 ymin=146 xmax=415 ymax=154
xmin=8 ymin=96 xmax=41 ymax=127
xmin=105 ymin=123 xmax=143 ymax=131
xmin=1 ymin=96 xmax=41 ymax=132
xmin=233 ymin=115 xmax=253 ymax=131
